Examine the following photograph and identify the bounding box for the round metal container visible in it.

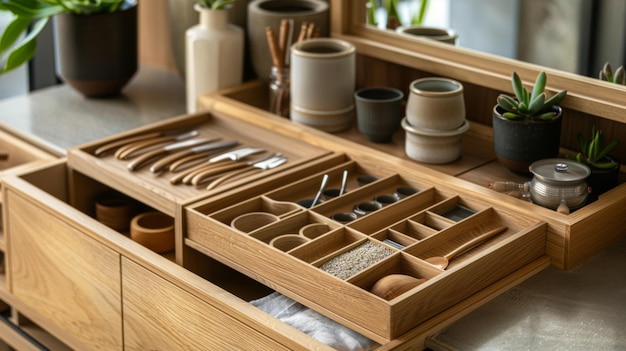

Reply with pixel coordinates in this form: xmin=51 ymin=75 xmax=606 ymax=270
xmin=529 ymin=159 xmax=591 ymax=210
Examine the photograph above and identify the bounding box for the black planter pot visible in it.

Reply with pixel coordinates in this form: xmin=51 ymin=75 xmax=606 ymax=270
xmin=586 ymin=157 xmax=621 ymax=203
xmin=492 ymin=105 xmax=563 ymax=174
xmin=53 ymin=1 xmax=138 ymax=97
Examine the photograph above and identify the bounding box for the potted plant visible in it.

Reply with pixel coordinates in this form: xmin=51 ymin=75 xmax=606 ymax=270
xmin=599 ymin=62 xmax=625 ymax=85
xmin=0 ymin=0 xmax=138 ymax=97
xmin=567 ymin=126 xmax=621 ymax=202
xmin=492 ymin=71 xmax=568 ymax=173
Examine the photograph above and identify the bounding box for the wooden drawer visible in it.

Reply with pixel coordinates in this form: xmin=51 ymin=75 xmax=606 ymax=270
xmin=185 ymin=153 xmax=547 ymax=342
xmin=57 ymin=108 xmax=550 ymax=347
xmin=199 ymin=81 xmax=626 ymax=271
xmin=0 ymin=160 xmax=355 ymax=350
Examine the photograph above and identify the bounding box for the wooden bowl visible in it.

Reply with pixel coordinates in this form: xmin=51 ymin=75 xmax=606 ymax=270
xmin=370 ymin=274 xmax=427 ymax=301
xmin=130 ymin=211 xmax=175 ymax=253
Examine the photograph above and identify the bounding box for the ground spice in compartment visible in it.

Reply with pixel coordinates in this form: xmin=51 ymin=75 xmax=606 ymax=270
xmin=320 ymin=241 xmax=394 ymax=280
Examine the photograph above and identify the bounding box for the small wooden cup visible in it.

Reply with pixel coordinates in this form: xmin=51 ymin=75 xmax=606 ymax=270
xmin=95 ymin=193 xmax=136 ymax=232
xmin=130 ymin=211 xmax=175 ymax=253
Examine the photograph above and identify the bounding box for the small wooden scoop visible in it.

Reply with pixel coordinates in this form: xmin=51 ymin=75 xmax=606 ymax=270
xmin=424 ymin=225 xmax=507 ymax=269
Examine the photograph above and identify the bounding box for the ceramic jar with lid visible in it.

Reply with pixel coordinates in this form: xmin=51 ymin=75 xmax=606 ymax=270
xmin=529 ymin=158 xmax=591 ymax=211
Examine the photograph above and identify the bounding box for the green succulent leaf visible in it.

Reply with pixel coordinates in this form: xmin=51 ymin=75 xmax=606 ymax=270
xmin=543 ymin=89 xmax=567 ymax=110
xmin=511 ymin=72 xmax=527 ymax=103
xmin=496 ymin=94 xmax=518 ymax=113
xmin=530 ymin=71 xmax=546 ymax=103
xmin=602 ymin=61 xmax=613 ymax=81
xmin=614 ymin=66 xmax=625 ymax=85
xmin=527 ymin=92 xmax=546 ymax=115
xmin=502 ymin=112 xmax=523 ymax=120
xmin=536 ymin=111 xmax=556 ymax=120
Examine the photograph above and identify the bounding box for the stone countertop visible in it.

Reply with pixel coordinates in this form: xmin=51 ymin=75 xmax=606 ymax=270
xmin=426 ymin=234 xmax=626 ymax=350
xmin=0 ymin=65 xmax=186 ymax=156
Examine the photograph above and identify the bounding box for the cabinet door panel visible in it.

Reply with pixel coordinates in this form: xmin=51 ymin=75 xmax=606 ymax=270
xmin=7 ymin=191 xmax=122 ymax=350
xmin=122 ymin=258 xmax=291 ymax=351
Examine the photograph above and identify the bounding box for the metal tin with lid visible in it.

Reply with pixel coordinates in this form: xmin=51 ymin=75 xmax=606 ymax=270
xmin=529 ymin=158 xmax=591 ymax=210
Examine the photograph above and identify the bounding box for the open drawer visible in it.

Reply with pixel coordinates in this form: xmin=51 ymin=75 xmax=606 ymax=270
xmin=184 ymin=153 xmax=548 ymax=342
xmin=66 ymin=111 xmax=331 ymax=217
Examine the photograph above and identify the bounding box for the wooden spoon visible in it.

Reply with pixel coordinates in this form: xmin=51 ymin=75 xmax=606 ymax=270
xmin=424 ymin=225 xmax=507 ymax=269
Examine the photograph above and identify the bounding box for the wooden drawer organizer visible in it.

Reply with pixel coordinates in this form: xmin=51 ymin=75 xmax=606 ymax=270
xmin=66 ymin=112 xmax=331 ymax=217
xmin=185 ymin=154 xmax=547 ymax=342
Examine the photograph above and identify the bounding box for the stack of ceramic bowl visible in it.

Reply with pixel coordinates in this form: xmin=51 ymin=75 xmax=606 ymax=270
xmin=401 ymin=77 xmax=470 ymax=164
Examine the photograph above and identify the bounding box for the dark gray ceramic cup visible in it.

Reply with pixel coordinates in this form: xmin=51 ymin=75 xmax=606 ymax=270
xmin=354 ymin=87 xmax=404 ymax=143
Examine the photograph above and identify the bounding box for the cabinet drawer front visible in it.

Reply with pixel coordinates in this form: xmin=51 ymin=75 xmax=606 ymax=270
xmin=122 ymin=258 xmax=293 ymax=351
xmin=6 ymin=190 xmax=122 ymax=350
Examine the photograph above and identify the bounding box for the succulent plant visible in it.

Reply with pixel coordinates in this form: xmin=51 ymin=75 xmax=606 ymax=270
xmin=569 ymin=126 xmax=620 ymax=169
xmin=496 ymin=71 xmax=568 ymax=121
xmin=599 ymin=62 xmax=625 ymax=85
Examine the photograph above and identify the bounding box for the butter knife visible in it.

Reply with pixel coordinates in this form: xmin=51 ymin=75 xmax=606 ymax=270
xmin=127 ymin=137 xmax=220 ymax=171
xmin=149 ymin=140 xmax=240 ymax=173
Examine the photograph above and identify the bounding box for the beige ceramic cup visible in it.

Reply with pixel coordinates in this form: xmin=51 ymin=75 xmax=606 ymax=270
xmin=290 ymin=38 xmax=356 ymax=132
xmin=405 ymin=77 xmax=465 ymax=131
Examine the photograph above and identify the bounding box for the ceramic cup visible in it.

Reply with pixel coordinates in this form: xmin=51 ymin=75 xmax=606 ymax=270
xmin=402 ymin=117 xmax=469 ymax=164
xmin=290 ymin=38 xmax=356 ymax=132
xmin=354 ymin=87 xmax=404 ymax=143
xmin=405 ymin=77 xmax=465 ymax=131
xmin=130 ymin=211 xmax=175 ymax=253
xmin=396 ymin=26 xmax=459 ymax=45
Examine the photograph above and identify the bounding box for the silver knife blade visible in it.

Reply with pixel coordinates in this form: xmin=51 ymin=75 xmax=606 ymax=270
xmin=208 ymin=147 xmax=266 ymax=163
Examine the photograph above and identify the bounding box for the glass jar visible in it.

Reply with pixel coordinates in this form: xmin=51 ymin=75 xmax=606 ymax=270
xmin=269 ymin=66 xmax=290 ymax=117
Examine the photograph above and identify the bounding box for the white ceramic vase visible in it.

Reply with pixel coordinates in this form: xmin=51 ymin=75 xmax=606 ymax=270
xmin=185 ymin=5 xmax=244 ymax=113
xmin=405 ymin=77 xmax=465 ymax=131
xmin=290 ymin=38 xmax=355 ymax=132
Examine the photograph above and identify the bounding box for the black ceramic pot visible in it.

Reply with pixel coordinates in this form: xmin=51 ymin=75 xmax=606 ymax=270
xmin=586 ymin=157 xmax=621 ymax=203
xmin=53 ymin=0 xmax=138 ymax=97
xmin=492 ymin=105 xmax=563 ymax=174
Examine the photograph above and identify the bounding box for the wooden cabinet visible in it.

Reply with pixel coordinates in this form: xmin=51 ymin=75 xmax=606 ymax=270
xmin=4 ymin=171 xmax=122 ymax=350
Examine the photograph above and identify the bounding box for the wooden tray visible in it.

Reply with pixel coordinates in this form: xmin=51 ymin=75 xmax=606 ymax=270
xmin=66 ymin=112 xmax=331 ymax=217
xmin=185 ymin=154 xmax=547 ymax=342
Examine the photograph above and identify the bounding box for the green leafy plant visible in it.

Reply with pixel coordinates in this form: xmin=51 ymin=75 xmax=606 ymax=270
xmin=569 ymin=126 xmax=620 ymax=169
xmin=366 ymin=0 xmax=429 ymax=29
xmin=195 ymin=0 xmax=236 ymax=10
xmin=599 ymin=61 xmax=625 ymax=85
xmin=496 ymin=71 xmax=568 ymax=121
xmin=0 ymin=0 xmax=127 ymax=74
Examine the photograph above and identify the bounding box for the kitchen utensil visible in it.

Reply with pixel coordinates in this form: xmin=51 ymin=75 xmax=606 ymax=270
xmin=93 ymin=127 xmax=199 ymax=157
xmin=370 ymin=274 xmax=428 ymax=301
xmin=339 ymin=169 xmax=348 ymax=195
xmin=529 ymin=159 xmax=591 ymax=211
xmin=149 ymin=140 xmax=239 ymax=173
xmin=191 ymin=153 xmax=281 ymax=187
xmin=127 ymin=137 xmax=220 ymax=171
xmin=115 ymin=129 xmax=200 ymax=160
xmin=169 ymin=147 xmax=266 ymax=185
xmin=310 ymin=174 xmax=329 ymax=208
xmin=205 ymin=155 xmax=288 ymax=190
xmin=424 ymin=225 xmax=507 ymax=269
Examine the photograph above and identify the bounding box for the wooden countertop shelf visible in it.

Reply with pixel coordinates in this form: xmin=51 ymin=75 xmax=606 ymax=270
xmin=198 ymin=80 xmax=626 ymax=271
